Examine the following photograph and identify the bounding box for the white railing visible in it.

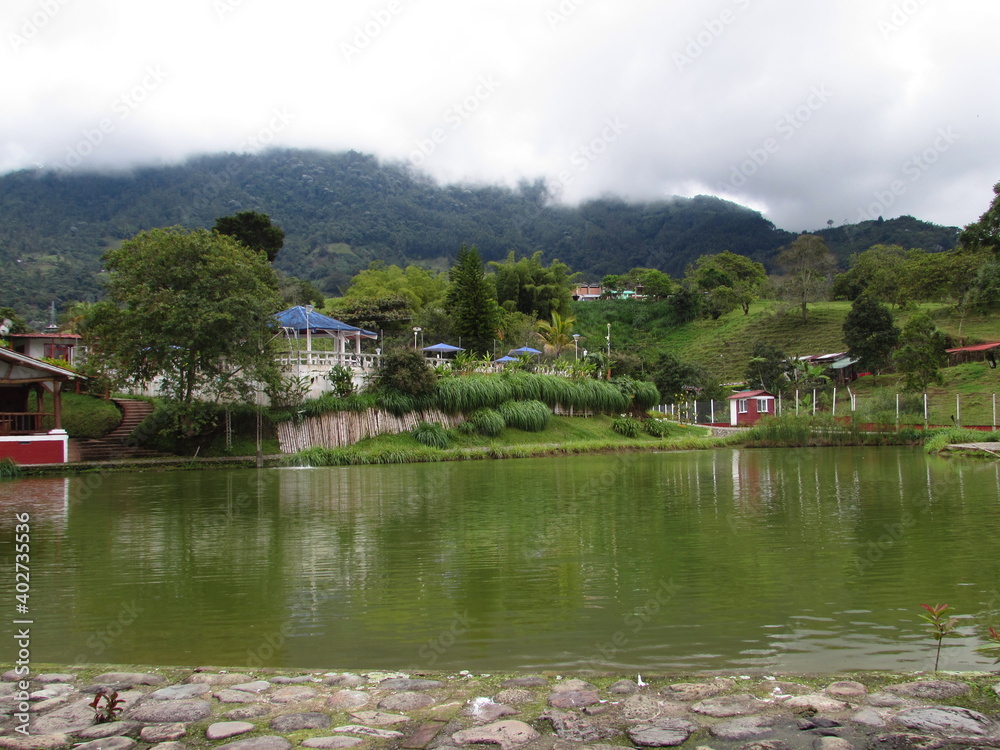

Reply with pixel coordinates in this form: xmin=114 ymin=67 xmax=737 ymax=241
xmin=276 ymin=351 xmax=381 ymax=370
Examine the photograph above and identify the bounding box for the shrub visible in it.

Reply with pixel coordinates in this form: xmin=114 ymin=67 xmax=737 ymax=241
xmin=378 ymin=349 xmax=437 ymax=396
xmin=326 ymin=365 xmax=355 ymax=398
xmin=0 ymin=457 xmax=20 ymax=479
xmin=30 ymin=392 xmax=121 ymax=439
xmin=467 ymin=408 xmax=505 ymax=437
xmin=613 ymin=415 xmax=641 ymax=437
xmin=645 ymin=418 xmax=670 ymax=437
xmin=498 ymin=400 xmax=550 ymax=432
xmin=411 ymin=421 xmax=450 ymax=449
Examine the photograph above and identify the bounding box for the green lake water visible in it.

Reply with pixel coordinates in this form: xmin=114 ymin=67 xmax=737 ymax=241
xmin=2 ymin=446 xmax=1000 ymax=672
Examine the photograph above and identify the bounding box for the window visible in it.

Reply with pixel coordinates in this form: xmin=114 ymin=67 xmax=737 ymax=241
xmin=757 ymin=397 xmax=770 ymax=413
xmin=737 ymin=399 xmax=748 ymax=414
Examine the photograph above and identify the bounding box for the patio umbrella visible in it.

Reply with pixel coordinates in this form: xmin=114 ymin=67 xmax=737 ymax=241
xmin=508 ymin=346 xmax=542 ymax=356
xmin=422 ymin=343 xmax=464 ymax=353
xmin=494 ymin=355 xmax=518 ymax=363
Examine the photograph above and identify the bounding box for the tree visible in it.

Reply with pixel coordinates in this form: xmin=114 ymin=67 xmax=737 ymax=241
xmin=213 ymin=211 xmax=285 ymax=262
xmin=832 ymin=244 xmax=910 ymax=305
xmin=776 ymin=234 xmax=838 ymax=322
xmin=341 ymin=261 xmax=448 ymax=315
xmin=536 ymin=311 xmax=576 ymax=356
xmin=688 ymin=250 xmax=767 ymax=315
xmin=489 ymin=251 xmax=576 ymax=320
xmin=652 ymin=352 xmax=710 ymax=404
xmin=892 ymin=312 xmax=948 ymax=391
xmin=842 ymin=296 xmax=900 ymax=375
xmin=445 ymin=245 xmax=501 ymax=356
xmin=0 ymin=306 xmax=31 ymax=335
xmin=959 ymin=181 xmax=1000 ymax=257
xmin=376 ymin=349 xmax=436 ymax=396
xmin=89 ymin=227 xmax=283 ymax=404
xmin=968 ymin=260 xmax=1000 ymax=313
xmin=744 ymin=342 xmax=789 ymax=393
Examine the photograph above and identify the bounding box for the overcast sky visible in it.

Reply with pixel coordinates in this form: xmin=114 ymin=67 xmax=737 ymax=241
xmin=3 ymin=0 xmax=998 ymax=232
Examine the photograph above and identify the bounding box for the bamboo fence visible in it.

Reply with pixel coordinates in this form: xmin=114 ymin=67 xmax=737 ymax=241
xmin=276 ymin=408 xmax=466 ymax=453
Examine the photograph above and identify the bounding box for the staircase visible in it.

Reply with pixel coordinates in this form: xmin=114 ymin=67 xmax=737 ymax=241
xmin=74 ymin=398 xmax=170 ymax=462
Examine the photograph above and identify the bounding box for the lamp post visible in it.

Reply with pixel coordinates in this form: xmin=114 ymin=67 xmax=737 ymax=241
xmin=573 ymin=333 xmax=580 ymax=361
xmin=413 ymin=326 xmax=422 ymax=349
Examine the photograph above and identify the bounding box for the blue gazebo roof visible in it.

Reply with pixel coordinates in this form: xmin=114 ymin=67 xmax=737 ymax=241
xmin=274 ymin=306 xmax=376 ymax=337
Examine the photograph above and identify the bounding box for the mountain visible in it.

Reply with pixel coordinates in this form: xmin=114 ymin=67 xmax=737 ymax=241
xmin=0 ymin=148 xmax=960 ymax=322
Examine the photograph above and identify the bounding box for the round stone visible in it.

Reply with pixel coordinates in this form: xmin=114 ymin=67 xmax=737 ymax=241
xmin=329 ymin=690 xmax=370 ymax=709
xmin=269 ymin=712 xmax=332 ymax=732
xmin=452 ymin=720 xmax=541 ymax=750
xmin=216 ymin=737 xmax=293 ymax=750
xmin=232 ymin=681 xmax=271 ymax=693
xmin=377 ymin=678 xmax=443 ymax=691
xmin=207 ymin=722 xmax=256 ymax=740
xmin=149 ymin=683 xmax=211 ymax=700
xmin=128 ymin=698 xmax=211 ymax=723
xmin=825 ymin=681 xmax=867 ymax=700
xmin=547 ymin=690 xmax=600 ymax=709
xmin=302 ymin=739 xmax=364 ymax=749
xmin=139 ymin=724 xmax=187 ymax=743
xmin=378 ymin=691 xmax=436 ymax=711
xmin=892 ymin=706 xmax=997 ymax=737
xmin=884 ymin=680 xmax=970 ymax=700
xmin=710 ymin=715 xmax=777 ymax=741
xmin=628 ymin=718 xmax=699 ymax=747
xmin=494 ymin=689 xmax=533 ymax=705
xmin=692 ymin=693 xmax=767 ymax=718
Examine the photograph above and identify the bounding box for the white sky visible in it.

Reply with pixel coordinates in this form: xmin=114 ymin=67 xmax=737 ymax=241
xmin=3 ymin=0 xmax=998 ymax=231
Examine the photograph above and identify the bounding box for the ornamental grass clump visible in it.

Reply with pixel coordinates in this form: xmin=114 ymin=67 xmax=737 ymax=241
xmin=498 ymin=399 xmax=550 ymax=432
xmin=411 ymin=421 xmax=450 ymax=449
xmin=612 ymin=415 xmax=641 ymax=437
xmin=645 ymin=417 xmax=671 ymax=437
xmin=466 ymin=407 xmax=506 ymax=437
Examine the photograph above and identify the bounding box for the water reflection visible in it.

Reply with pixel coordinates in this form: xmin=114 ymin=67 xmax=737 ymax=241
xmin=0 ymin=447 xmax=998 ymax=671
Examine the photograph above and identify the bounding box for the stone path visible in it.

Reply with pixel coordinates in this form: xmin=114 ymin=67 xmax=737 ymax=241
xmin=2 ymin=668 xmax=999 ymax=750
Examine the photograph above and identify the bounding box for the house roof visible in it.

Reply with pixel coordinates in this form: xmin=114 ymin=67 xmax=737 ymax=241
xmin=274 ymin=306 xmax=377 ymax=337
xmin=7 ymin=333 xmax=82 ymax=340
xmin=946 ymin=341 xmax=1000 ymax=353
xmin=0 ymin=348 xmax=83 ymax=381
xmin=727 ymin=390 xmax=774 ymax=399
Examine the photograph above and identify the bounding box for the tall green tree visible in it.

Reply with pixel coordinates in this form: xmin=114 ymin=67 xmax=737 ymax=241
xmin=776 ymin=234 xmax=838 ymax=322
xmin=842 ymin=296 xmax=900 ymax=375
xmin=489 ymin=251 xmax=576 ymax=320
xmin=959 ymin=180 xmax=1000 ymax=257
xmin=446 ymin=244 xmax=500 ymax=355
xmin=89 ymin=227 xmax=283 ymax=404
xmin=892 ymin=312 xmax=948 ymax=391
xmin=213 ymin=211 xmax=285 ymax=262
xmin=688 ymin=250 xmax=767 ymax=316
xmin=745 ymin=342 xmax=789 ymax=393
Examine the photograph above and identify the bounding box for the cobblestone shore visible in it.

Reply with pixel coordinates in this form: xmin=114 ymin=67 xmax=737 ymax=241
xmin=2 ymin=667 xmax=999 ymax=750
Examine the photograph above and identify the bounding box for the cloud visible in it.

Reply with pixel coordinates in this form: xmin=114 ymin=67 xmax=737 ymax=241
xmin=2 ymin=0 xmax=999 ymax=231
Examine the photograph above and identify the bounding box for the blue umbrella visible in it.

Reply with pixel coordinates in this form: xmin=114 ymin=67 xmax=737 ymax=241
xmin=494 ymin=355 xmax=518 ymax=363
xmin=508 ymin=346 xmax=542 ymax=356
xmin=422 ymin=342 xmax=464 ymax=353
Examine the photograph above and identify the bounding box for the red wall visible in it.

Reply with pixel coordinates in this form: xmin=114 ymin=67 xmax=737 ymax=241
xmin=0 ymin=436 xmax=66 ymax=464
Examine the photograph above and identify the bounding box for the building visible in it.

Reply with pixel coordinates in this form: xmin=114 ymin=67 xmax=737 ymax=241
xmin=0 ymin=348 xmax=82 ymax=464
xmin=727 ymin=389 xmax=776 ymax=427
xmin=7 ymin=332 xmax=83 ymax=366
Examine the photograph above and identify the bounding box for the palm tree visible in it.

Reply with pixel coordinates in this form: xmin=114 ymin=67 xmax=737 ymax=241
xmin=536 ymin=311 xmax=576 ymax=356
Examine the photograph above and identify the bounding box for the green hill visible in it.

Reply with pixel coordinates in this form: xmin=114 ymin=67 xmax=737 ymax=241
xmin=0 ymin=148 xmax=959 ymax=322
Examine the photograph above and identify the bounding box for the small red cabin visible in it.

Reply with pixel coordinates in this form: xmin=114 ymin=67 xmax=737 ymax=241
xmin=727 ymin=390 xmax=776 ymax=426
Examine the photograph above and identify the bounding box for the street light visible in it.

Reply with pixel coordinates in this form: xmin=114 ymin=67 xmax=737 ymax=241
xmin=606 ymin=323 xmax=611 ymax=359
xmin=573 ymin=333 xmax=581 ymax=361
xmin=413 ymin=326 xmax=422 ymax=349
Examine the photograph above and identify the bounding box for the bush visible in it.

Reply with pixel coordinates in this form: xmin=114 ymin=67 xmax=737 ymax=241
xmin=378 ymin=349 xmax=437 ymax=396
xmin=612 ymin=415 xmax=641 ymax=437
xmin=0 ymin=457 xmax=20 ymax=478
xmin=645 ymin=417 xmax=670 ymax=437
xmin=498 ymin=400 xmax=550 ymax=432
xmin=411 ymin=421 xmax=450 ymax=449
xmin=467 ymin=408 xmax=505 ymax=437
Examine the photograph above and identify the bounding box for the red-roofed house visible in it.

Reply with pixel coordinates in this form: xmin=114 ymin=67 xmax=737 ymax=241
xmin=727 ymin=390 xmax=776 ymax=426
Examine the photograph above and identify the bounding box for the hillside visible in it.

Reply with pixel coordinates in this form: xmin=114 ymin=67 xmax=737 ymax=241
xmin=0 ymin=148 xmax=960 ymax=321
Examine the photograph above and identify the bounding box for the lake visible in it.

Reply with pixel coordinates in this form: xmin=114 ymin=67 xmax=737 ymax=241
xmin=2 ymin=446 xmax=999 ymax=672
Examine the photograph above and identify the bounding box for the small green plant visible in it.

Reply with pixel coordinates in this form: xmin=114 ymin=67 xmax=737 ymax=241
xmin=411 ymin=421 xmax=450 ymax=449
xmin=919 ymin=602 xmax=959 ymax=670
xmin=0 ymin=457 xmax=21 ymax=479
xmin=975 ymin=625 xmax=1000 ymax=663
xmin=644 ymin=417 xmax=670 ymax=437
xmin=89 ymin=688 xmax=125 ymax=723
xmin=326 ymin=365 xmax=355 ymax=398
xmin=612 ymin=415 xmax=641 ymax=437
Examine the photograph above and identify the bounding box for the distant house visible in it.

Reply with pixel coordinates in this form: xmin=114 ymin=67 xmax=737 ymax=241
xmin=572 ymin=284 xmax=604 ymax=301
xmin=7 ymin=332 xmax=83 ymax=366
xmin=946 ymin=341 xmax=1000 ymax=367
xmin=727 ymin=390 xmax=776 ymax=427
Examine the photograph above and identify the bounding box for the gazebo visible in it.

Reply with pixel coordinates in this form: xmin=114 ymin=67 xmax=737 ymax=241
xmin=273 ymin=306 xmax=379 ymax=397
xmin=0 ymin=348 xmax=82 ymax=464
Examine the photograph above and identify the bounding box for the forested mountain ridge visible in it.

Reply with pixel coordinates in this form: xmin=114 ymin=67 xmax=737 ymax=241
xmin=0 ymin=148 xmax=959 ymax=321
